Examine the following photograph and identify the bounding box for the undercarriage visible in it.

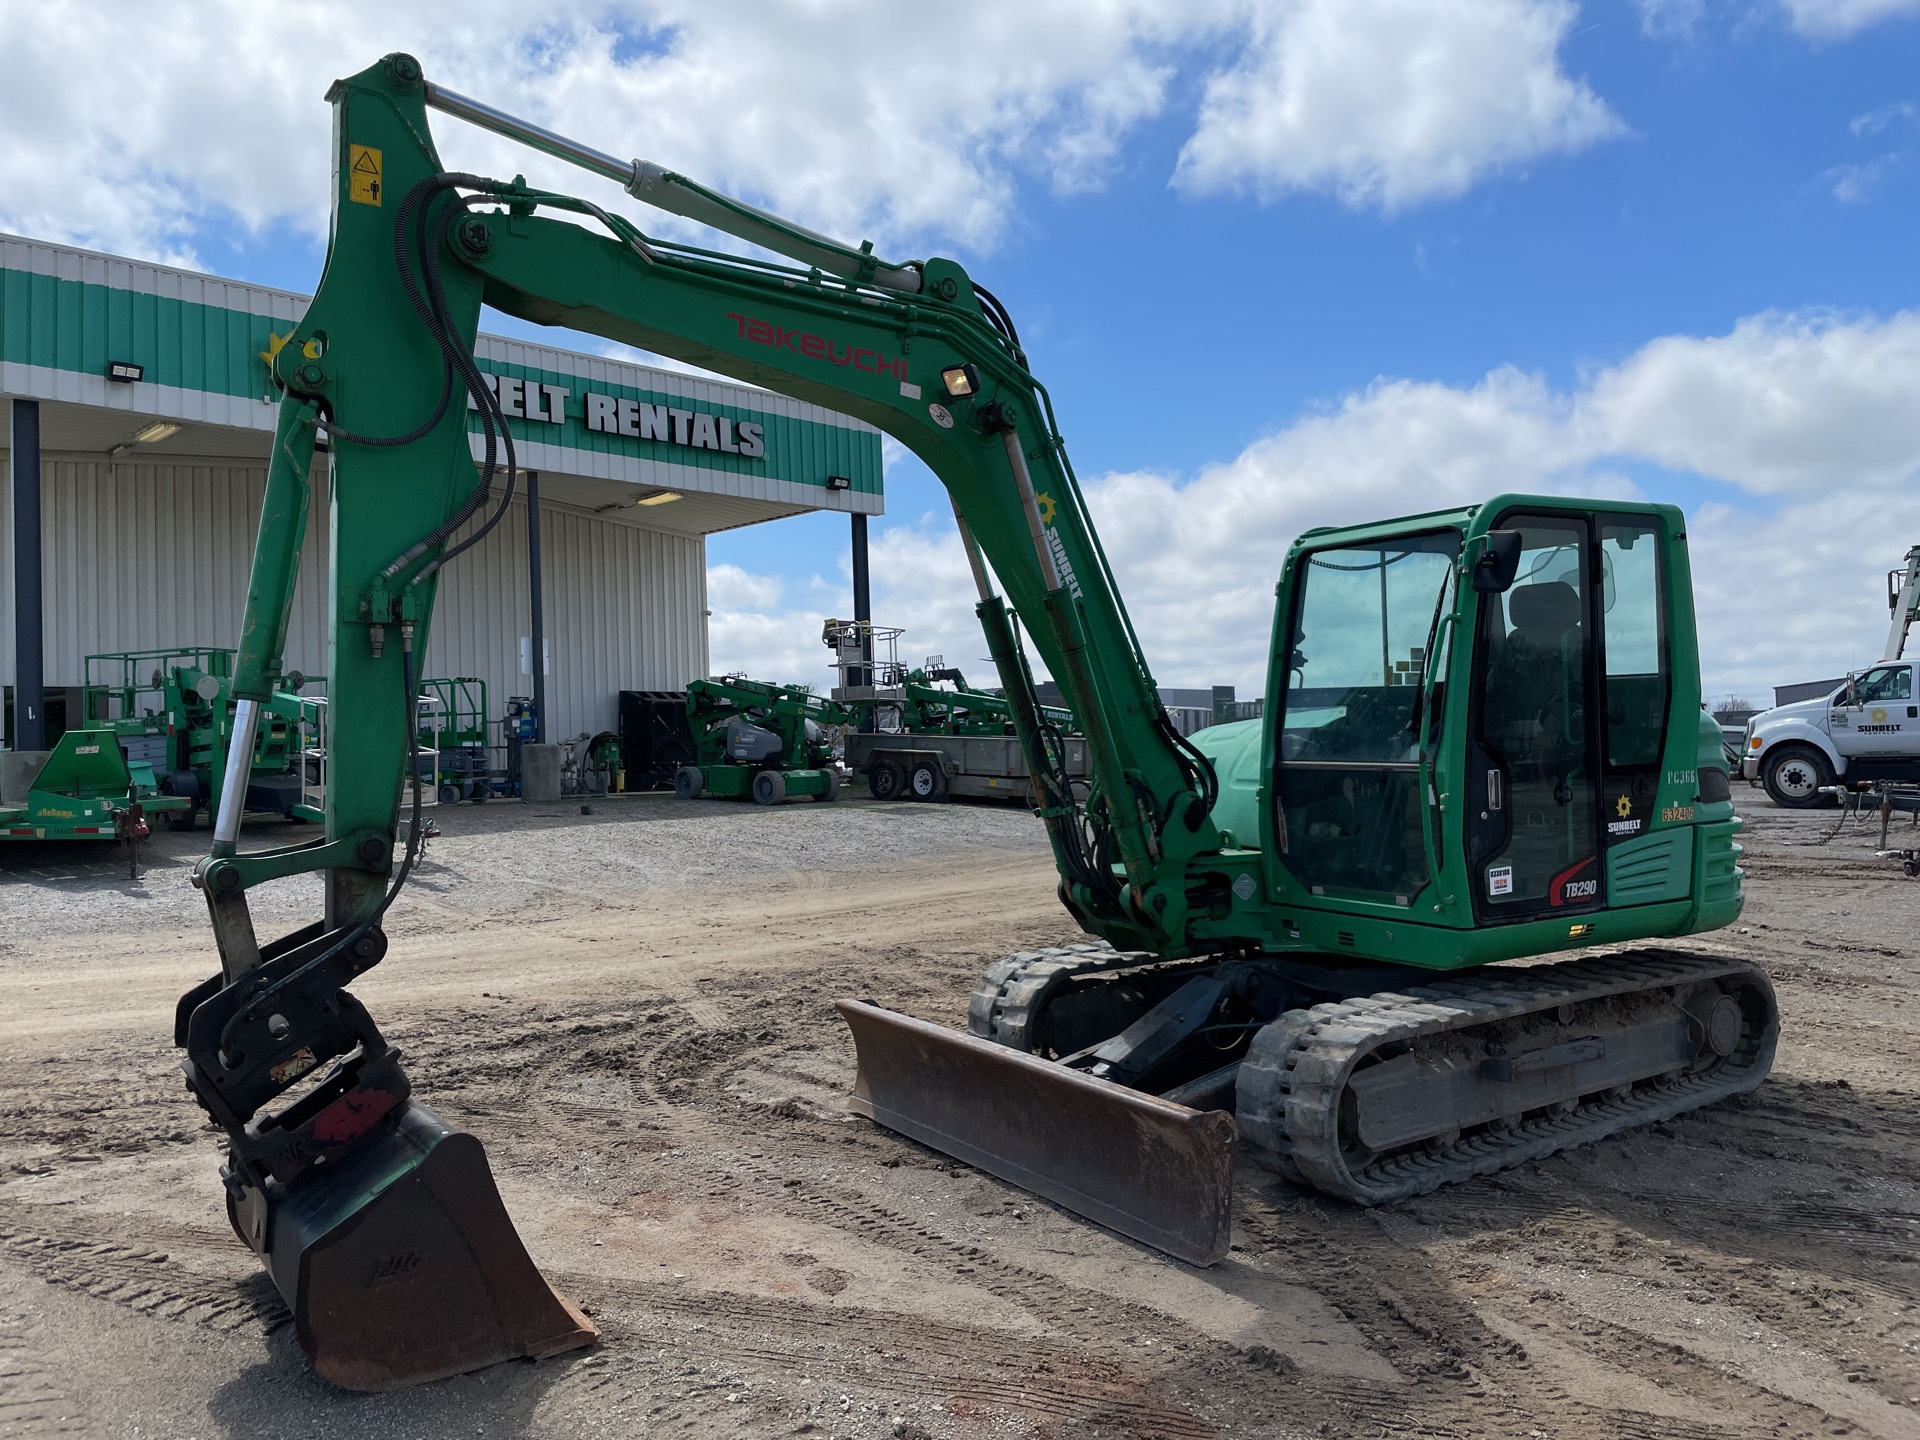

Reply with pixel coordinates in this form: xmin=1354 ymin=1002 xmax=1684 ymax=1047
xmin=842 ymin=943 xmax=1777 ymax=1262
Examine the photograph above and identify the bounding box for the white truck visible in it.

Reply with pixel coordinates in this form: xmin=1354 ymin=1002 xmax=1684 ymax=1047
xmin=1743 ymin=544 xmax=1920 ymax=806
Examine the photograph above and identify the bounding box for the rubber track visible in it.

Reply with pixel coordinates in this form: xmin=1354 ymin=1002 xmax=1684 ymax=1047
xmin=1236 ymin=947 xmax=1778 ymax=1204
xmin=966 ymin=942 xmax=1127 ymax=1048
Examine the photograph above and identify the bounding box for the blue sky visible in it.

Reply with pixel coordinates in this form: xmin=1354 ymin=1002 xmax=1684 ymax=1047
xmin=5 ymin=0 xmax=1917 ymax=703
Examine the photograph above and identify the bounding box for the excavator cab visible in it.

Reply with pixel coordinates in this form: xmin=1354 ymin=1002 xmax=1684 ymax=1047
xmin=846 ymin=496 xmax=1770 ymax=1259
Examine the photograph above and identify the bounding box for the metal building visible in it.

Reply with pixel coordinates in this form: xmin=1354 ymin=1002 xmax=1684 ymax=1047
xmin=1 ymin=232 xmax=881 ymax=750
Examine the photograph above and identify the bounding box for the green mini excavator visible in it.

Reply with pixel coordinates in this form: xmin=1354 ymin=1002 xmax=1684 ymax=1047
xmin=176 ymin=55 xmax=1775 ymax=1391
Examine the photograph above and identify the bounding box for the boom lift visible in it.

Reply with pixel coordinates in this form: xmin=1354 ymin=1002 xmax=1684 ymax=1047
xmin=674 ymin=675 xmax=849 ymax=803
xmin=179 ymin=55 xmax=1777 ymax=1390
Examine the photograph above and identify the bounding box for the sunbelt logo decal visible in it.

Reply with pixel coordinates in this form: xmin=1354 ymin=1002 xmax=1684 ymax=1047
xmin=1034 ymin=491 xmax=1084 ymax=601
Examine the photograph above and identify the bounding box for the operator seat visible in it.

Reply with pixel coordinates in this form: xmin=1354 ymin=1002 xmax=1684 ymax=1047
xmin=1485 ymin=579 xmax=1583 ymax=769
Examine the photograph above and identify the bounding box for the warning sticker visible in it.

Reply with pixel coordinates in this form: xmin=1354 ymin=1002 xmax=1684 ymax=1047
xmin=1487 ymin=864 xmax=1514 ymax=898
xmin=348 ymin=144 xmax=383 ymax=206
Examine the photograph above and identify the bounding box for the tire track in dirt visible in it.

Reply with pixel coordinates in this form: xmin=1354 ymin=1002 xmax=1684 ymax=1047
xmin=552 ymin=1274 xmax=1221 ymax=1438
xmin=1229 ymin=1193 xmax=1847 ymax=1440
xmin=0 ymin=1203 xmax=288 ymax=1338
xmin=0 ymin=1301 xmax=90 ymax=1438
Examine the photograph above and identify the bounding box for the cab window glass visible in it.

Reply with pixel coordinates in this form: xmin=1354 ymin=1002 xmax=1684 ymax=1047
xmin=1275 ymin=530 xmax=1459 ymax=900
xmin=1599 ymin=521 xmax=1669 ymax=768
xmin=1281 ymin=534 xmax=1459 ymax=764
xmin=1854 ymin=666 xmax=1911 ymax=703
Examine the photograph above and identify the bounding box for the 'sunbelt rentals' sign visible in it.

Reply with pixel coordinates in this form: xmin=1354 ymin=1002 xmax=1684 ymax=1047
xmin=470 ymin=373 xmax=766 ymax=460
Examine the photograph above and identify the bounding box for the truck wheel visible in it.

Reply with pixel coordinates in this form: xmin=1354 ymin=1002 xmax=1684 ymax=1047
xmin=869 ymin=761 xmax=905 ymax=801
xmin=438 ymin=783 xmax=461 ymax=805
xmin=753 ymin=770 xmax=787 ymax=805
xmin=909 ymin=760 xmax=943 ymax=801
xmin=163 ymin=805 xmax=196 ymax=832
xmin=815 ymin=771 xmax=842 ymax=802
xmin=674 ymin=766 xmax=705 ymax=800
xmin=1762 ymin=745 xmax=1833 ymax=808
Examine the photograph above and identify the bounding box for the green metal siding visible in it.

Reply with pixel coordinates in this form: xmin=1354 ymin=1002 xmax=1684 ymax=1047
xmin=0 ymin=267 xmax=276 ymax=401
xmin=0 ymin=243 xmax=882 ymax=498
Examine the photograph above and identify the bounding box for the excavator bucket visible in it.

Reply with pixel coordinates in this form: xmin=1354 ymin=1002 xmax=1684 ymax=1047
xmin=836 ymin=1000 xmax=1236 ymax=1265
xmin=251 ymin=1101 xmax=597 ymax=1391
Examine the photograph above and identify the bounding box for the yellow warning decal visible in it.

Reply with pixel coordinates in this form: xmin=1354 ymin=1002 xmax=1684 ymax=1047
xmin=349 ymin=144 xmax=383 ymax=206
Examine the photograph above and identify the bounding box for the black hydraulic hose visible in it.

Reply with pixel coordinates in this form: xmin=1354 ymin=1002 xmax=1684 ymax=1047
xmin=315 ymin=173 xmax=460 ymax=449
xmin=968 ymin=280 xmax=1022 ymax=355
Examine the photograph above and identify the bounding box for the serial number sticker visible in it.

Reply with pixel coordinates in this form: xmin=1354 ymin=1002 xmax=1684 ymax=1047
xmin=1487 ymin=864 xmax=1514 ymax=898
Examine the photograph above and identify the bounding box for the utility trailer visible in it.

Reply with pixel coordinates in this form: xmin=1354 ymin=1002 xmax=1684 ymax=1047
xmin=824 ymin=619 xmax=1086 ymax=802
xmin=844 ymin=728 xmax=1088 ymax=802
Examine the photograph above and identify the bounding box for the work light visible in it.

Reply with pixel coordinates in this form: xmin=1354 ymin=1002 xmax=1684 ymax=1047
xmin=940 ymin=364 xmax=980 ymax=398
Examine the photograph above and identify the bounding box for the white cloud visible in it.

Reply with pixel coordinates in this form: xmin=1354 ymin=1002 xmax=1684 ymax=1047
xmin=1780 ymin=0 xmax=1920 ymax=38
xmin=1579 ymin=310 xmax=1920 ymax=492
xmin=707 ymin=562 xmax=785 ymax=614
xmin=0 ymin=0 xmax=1210 ymax=264
xmin=720 ymin=306 xmax=1920 ymax=702
xmin=1851 ymin=100 xmax=1917 ymax=136
xmin=1174 ymin=0 xmax=1623 ymax=210
xmin=729 ymin=309 xmax=1920 ymax=703
xmin=1634 ymin=0 xmax=1709 ymax=38
xmin=0 ymin=0 xmax=1629 ymax=265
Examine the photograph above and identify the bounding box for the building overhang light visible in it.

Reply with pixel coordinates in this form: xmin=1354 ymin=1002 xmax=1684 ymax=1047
xmin=940 ymin=364 xmax=980 ymax=399
xmin=826 ymin=474 xmax=851 ymax=491
xmin=637 ymin=490 xmax=683 ymax=506
xmin=107 ymin=360 xmax=144 ymax=383
xmin=131 ymin=421 xmax=183 ymax=445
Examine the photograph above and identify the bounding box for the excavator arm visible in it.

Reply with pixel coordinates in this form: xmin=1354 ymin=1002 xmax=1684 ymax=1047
xmin=178 ymin=52 xmax=1245 ymax=1389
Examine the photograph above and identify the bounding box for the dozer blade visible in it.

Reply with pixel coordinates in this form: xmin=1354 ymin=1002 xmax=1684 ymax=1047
xmin=253 ymin=1100 xmax=596 ymax=1391
xmin=836 ymin=999 xmax=1236 ymax=1265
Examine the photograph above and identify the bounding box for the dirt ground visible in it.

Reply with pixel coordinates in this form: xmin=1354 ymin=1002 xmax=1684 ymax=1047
xmin=4 ymin=786 xmax=1920 ymax=1440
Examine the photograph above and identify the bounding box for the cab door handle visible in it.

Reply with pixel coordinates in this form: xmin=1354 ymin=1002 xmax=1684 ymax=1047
xmin=1487 ymin=768 xmax=1503 ymax=811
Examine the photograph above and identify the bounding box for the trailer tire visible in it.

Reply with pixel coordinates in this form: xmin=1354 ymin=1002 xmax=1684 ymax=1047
xmin=1762 ymin=744 xmax=1833 ymax=808
xmin=816 ymin=771 xmax=841 ymax=802
xmin=162 ymin=805 xmax=196 ymax=832
xmin=674 ymin=766 xmax=705 ymax=800
xmin=753 ymin=770 xmax=787 ymax=806
xmin=908 ymin=760 xmax=944 ymax=801
xmin=869 ymin=760 xmax=906 ymax=801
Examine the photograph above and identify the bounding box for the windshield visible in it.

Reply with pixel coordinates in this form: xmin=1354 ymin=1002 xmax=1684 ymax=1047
xmin=1281 ymin=531 xmax=1460 ymax=764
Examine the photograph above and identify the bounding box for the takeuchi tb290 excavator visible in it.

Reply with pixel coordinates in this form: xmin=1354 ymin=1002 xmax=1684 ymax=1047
xmin=177 ymin=54 xmax=1778 ymax=1391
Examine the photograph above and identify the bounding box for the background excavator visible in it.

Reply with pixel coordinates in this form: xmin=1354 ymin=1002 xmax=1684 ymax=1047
xmin=176 ymin=54 xmax=1778 ymax=1392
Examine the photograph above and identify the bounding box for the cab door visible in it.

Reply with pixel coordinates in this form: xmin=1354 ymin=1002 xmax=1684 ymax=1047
xmin=1830 ymin=663 xmax=1920 ymax=760
xmin=1465 ymin=515 xmax=1603 ymax=919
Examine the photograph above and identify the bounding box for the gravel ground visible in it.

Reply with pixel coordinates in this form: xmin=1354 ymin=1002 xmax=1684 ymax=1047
xmin=4 ymin=785 xmax=1920 ymax=1439
xmin=0 ymin=787 xmax=1050 ymax=942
